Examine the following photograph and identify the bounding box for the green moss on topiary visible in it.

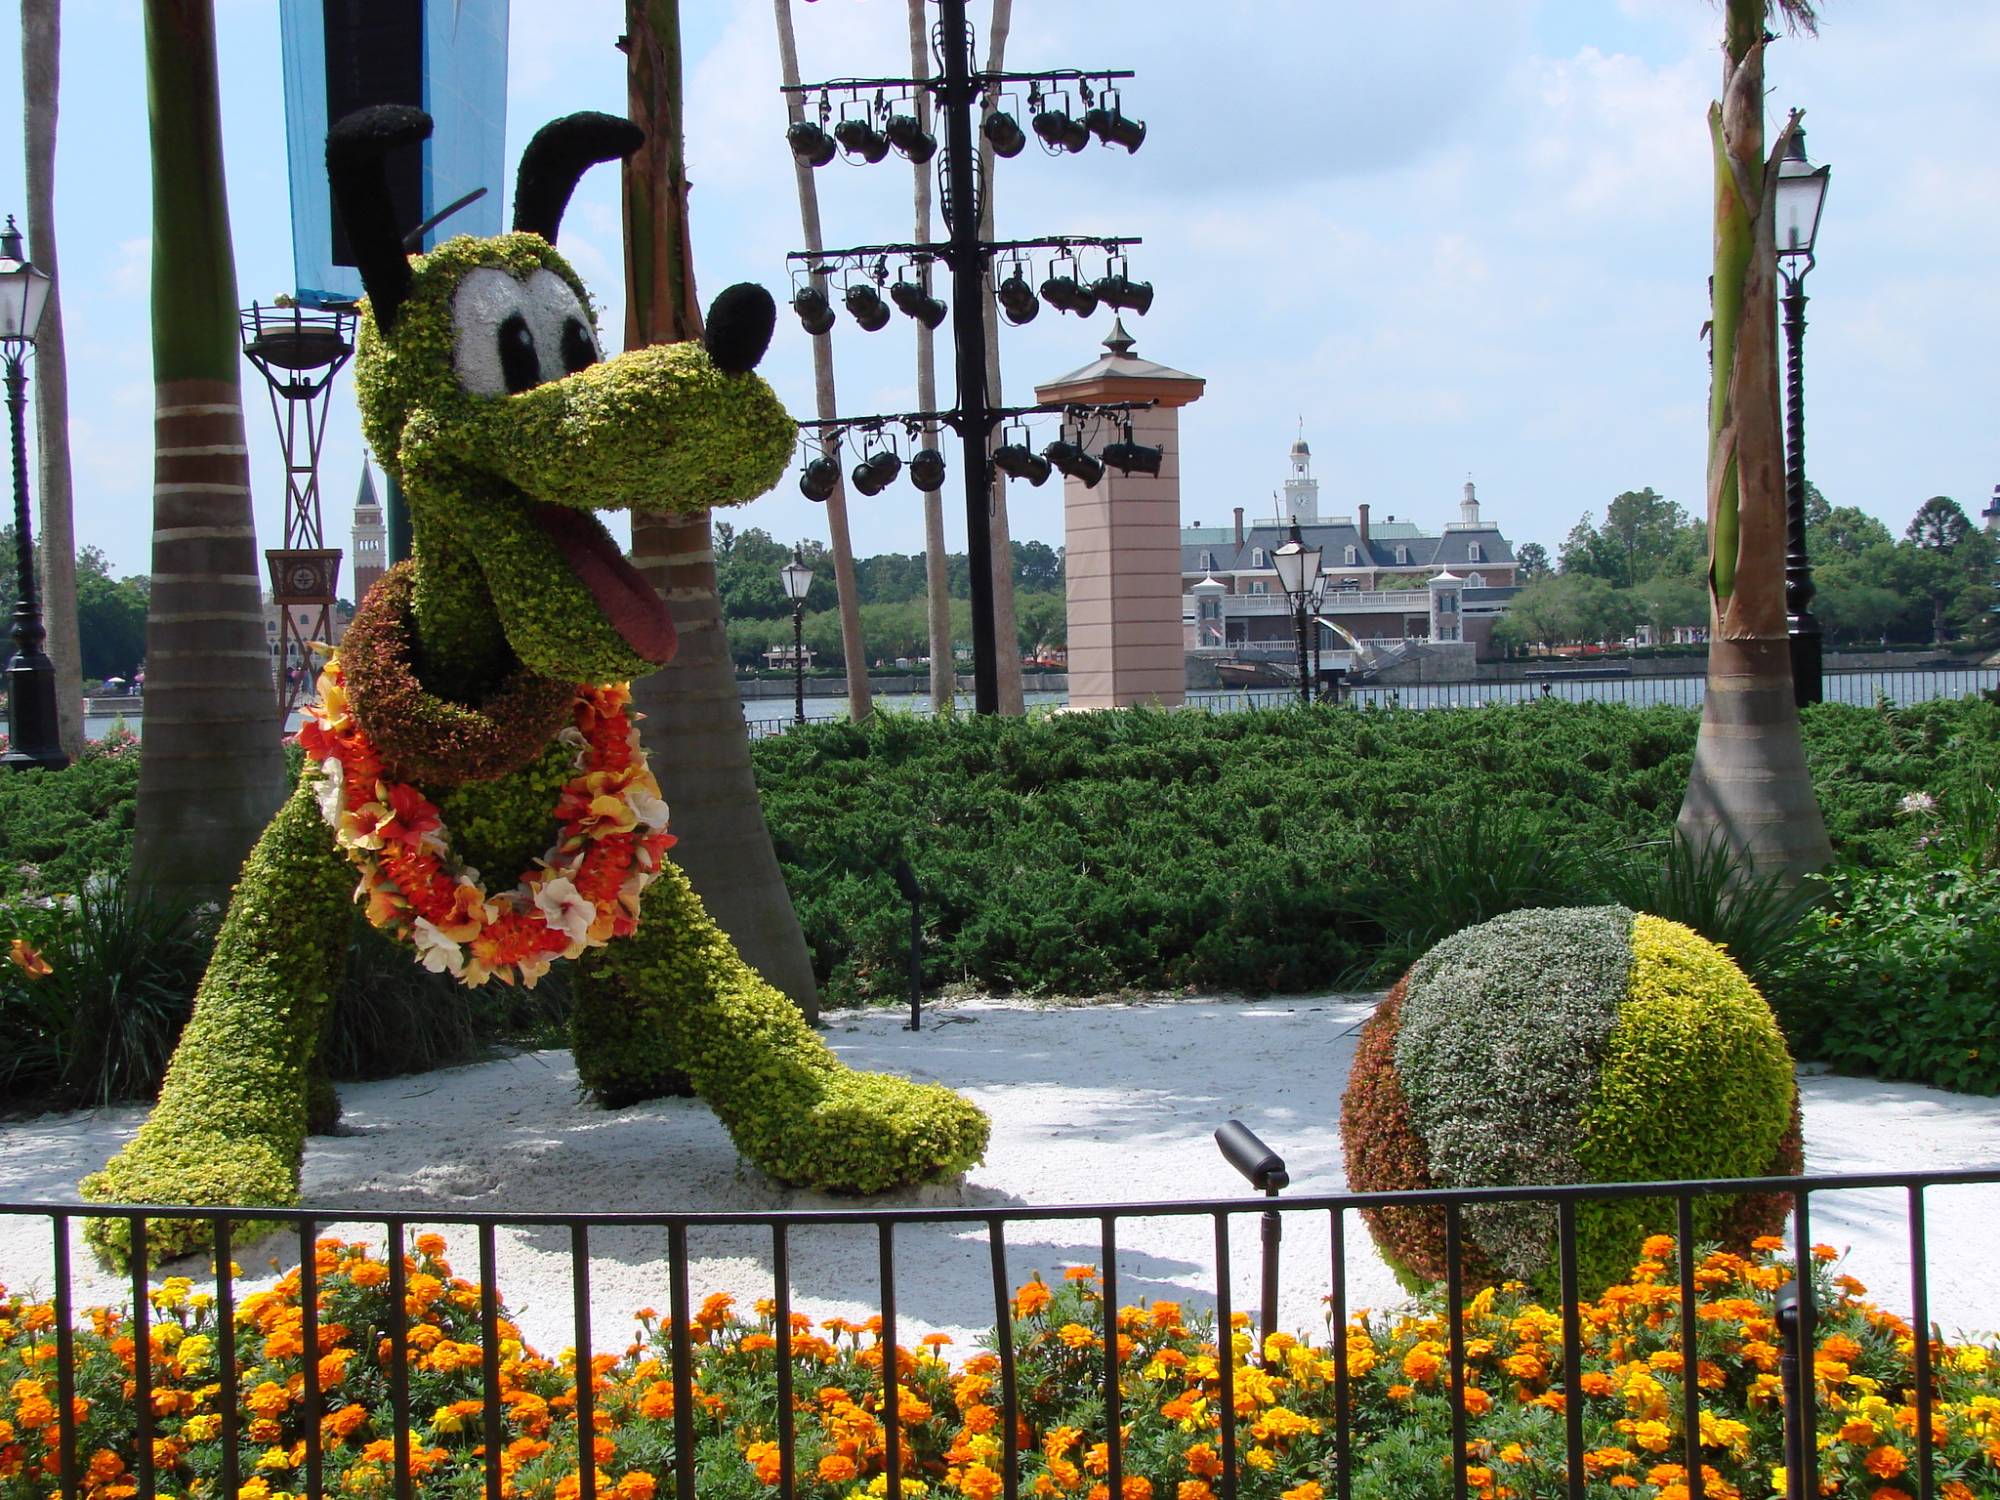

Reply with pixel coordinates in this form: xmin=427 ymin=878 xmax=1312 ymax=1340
xmin=1339 ymin=905 xmax=1800 ymax=1296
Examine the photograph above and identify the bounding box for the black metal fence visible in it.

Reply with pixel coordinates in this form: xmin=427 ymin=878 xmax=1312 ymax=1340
xmin=6 ymin=1164 xmax=1996 ymax=1500
xmin=742 ymin=665 xmax=1999 ymax=736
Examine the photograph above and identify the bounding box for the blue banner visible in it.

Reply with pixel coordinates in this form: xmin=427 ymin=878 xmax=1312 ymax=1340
xmin=280 ymin=0 xmax=511 ymax=308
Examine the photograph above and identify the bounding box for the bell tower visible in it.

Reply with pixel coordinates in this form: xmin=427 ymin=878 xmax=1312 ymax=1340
xmin=351 ymin=463 xmax=386 ymax=603
xmin=1283 ymin=424 xmax=1318 ymax=523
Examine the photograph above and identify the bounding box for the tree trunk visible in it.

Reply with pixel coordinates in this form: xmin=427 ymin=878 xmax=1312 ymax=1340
xmin=977 ymin=0 xmax=1026 ymax=713
xmin=1675 ymin=2 xmax=1832 ymax=887
xmin=622 ymin=0 xmax=819 ymax=1021
xmin=773 ymin=0 xmax=872 ymax=724
xmin=908 ymin=0 xmax=953 ymax=712
xmin=131 ymin=0 xmax=287 ymax=899
xmin=21 ymin=0 xmax=84 ymax=760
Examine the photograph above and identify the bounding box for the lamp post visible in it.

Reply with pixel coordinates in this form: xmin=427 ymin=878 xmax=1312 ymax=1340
xmin=1306 ymin=569 xmax=1328 ymax=698
xmin=780 ymin=547 xmax=815 ymax=726
xmin=0 ymin=216 xmax=63 ymax=772
xmin=1775 ymin=119 xmax=1830 ymax=707
xmin=1270 ymin=520 xmax=1321 ymax=707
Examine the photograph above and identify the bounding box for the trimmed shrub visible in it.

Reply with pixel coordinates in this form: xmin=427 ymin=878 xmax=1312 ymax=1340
xmin=1342 ymin=906 xmax=1800 ymax=1295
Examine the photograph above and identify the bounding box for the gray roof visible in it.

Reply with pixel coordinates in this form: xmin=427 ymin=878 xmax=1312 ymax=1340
xmin=1180 ymin=518 xmax=1516 ymax=575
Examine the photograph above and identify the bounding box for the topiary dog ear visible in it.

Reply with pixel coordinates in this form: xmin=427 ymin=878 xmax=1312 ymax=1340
xmin=327 ymin=105 xmax=433 ymax=335
xmin=514 ymin=112 xmax=645 ymax=245
xmin=703 ymin=283 xmax=777 ymax=374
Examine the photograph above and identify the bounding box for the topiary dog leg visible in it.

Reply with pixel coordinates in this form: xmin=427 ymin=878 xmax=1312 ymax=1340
xmin=81 ymin=782 xmax=354 ymax=1269
xmin=575 ymin=862 xmax=989 ymax=1193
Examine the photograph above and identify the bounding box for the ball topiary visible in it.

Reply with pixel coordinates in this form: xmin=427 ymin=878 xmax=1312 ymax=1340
xmin=1340 ymin=905 xmax=1802 ymax=1296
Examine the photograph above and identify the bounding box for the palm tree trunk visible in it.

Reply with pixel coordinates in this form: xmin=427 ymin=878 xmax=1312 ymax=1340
xmin=21 ymin=0 xmax=84 ymax=760
xmin=977 ymin=0 xmax=1025 ymax=714
xmin=1675 ymin=0 xmax=1832 ymax=886
xmin=622 ymin=0 xmax=819 ymax=1021
xmin=907 ymin=0 xmax=953 ymax=712
xmin=773 ymin=0 xmax=872 ymax=724
xmin=131 ymin=0 xmax=287 ymax=898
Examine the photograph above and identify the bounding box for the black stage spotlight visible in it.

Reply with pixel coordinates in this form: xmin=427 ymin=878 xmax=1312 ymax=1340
xmin=983 ymin=109 xmax=1027 ymax=159
xmin=1040 ymin=272 xmax=1098 ymax=318
xmin=993 ymin=441 xmax=1053 ymax=486
xmin=1033 ymin=105 xmax=1090 ymax=153
xmin=799 ymin=455 xmax=840 ymax=502
xmin=1085 ymin=104 xmax=1147 ymax=154
xmin=890 ymin=278 xmax=948 ymax=330
xmin=1044 ymin=439 xmax=1105 ymax=488
xmin=996 ymin=266 xmax=1039 ymax=325
xmin=850 ymin=448 xmax=903 ymax=496
xmin=786 ymin=120 xmax=837 ymax=168
xmin=792 ymin=285 xmax=836 ymax=336
xmin=844 ymin=282 xmax=892 ymax=332
xmin=909 ymin=447 xmax=948 ymax=493
xmin=1091 ymin=272 xmax=1156 ymax=315
xmin=1102 ymin=433 xmax=1164 ymax=477
xmin=833 ymin=116 xmax=890 ymax=164
xmin=883 ymin=113 xmax=938 ymax=164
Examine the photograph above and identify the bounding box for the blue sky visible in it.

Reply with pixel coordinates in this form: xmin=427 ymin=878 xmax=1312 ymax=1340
xmin=0 ymin=0 xmax=1995 ymax=583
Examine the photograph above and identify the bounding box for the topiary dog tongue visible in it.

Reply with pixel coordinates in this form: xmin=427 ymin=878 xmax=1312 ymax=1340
xmin=530 ymin=503 xmax=677 ymax=664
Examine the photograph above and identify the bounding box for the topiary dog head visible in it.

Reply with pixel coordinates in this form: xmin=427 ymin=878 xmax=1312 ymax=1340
xmin=329 ymin=105 xmax=795 ymax=684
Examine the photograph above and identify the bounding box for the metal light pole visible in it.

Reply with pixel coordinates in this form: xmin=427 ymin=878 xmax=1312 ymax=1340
xmin=780 ymin=546 xmax=815 ymax=726
xmin=1775 ymin=119 xmax=1830 ymax=707
xmin=1271 ymin=520 xmax=1321 ymax=708
xmin=1307 ymin=571 xmax=1328 ymax=698
xmin=0 ymin=216 xmax=63 ymax=771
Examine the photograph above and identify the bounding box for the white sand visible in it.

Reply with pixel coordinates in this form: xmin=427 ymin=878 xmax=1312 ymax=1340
xmin=3 ymin=995 xmax=1998 ymax=1358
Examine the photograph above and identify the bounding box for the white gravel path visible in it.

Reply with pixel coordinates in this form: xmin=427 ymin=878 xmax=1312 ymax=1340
xmin=3 ymin=995 xmax=1998 ymax=1357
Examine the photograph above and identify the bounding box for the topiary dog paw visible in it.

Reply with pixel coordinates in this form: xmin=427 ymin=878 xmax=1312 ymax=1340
xmin=750 ymin=1069 xmax=990 ymax=1195
xmin=80 ymin=1131 xmax=299 ymax=1271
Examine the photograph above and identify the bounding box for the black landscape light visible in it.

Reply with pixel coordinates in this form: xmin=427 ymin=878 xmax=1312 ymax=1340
xmin=799 ymin=453 xmax=841 ymax=502
xmin=791 ymin=284 xmax=836 ymax=336
xmin=834 ymin=115 xmax=890 ymax=164
xmin=996 ymin=264 xmax=1040 ymax=325
xmin=850 ymin=446 xmax=902 ymax=496
xmin=883 ymin=112 xmax=938 ymax=164
xmin=844 ymin=281 xmax=891 ymax=332
xmin=1092 ymin=267 xmax=1155 ymax=315
xmin=786 ymin=119 xmax=837 ymax=168
xmin=993 ymin=439 xmax=1052 ymax=487
xmin=1214 ymin=1120 xmax=1287 ymax=1364
xmin=909 ymin=447 xmax=948 ymax=492
xmin=1044 ymin=439 xmax=1104 ymax=488
xmin=1085 ymin=99 xmax=1147 ymax=154
xmin=983 ymin=108 xmax=1027 ymax=159
xmin=1039 ymin=269 xmax=1098 ymax=318
xmin=890 ymin=276 xmax=948 ymax=330
xmin=1033 ymin=102 xmax=1090 ymax=154
xmin=1102 ymin=423 xmax=1163 ymax=477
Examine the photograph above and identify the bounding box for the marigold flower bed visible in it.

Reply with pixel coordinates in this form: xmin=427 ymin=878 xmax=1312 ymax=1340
xmin=2 ymin=1234 xmax=1995 ymax=1500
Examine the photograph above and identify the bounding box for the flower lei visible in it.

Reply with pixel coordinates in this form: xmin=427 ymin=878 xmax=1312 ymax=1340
xmin=297 ymin=655 xmax=675 ymax=988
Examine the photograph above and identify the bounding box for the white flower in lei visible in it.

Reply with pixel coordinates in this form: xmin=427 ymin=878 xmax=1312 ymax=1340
xmin=312 ymin=755 xmax=346 ymax=823
xmin=410 ymin=917 xmax=466 ymax=976
xmin=534 ymin=875 xmax=596 ymax=949
xmin=625 ymin=784 xmax=670 ymax=833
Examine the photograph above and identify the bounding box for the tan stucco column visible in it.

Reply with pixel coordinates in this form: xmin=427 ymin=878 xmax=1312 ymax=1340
xmin=1035 ymin=320 xmax=1205 ymax=710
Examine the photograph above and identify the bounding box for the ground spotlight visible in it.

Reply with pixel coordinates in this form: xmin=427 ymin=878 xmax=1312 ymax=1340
xmin=890 ymin=278 xmax=948 ymax=330
xmin=909 ymin=447 xmax=948 ymax=492
xmin=850 ymin=447 xmax=903 ymax=496
xmin=834 ymin=116 xmax=890 ymax=164
xmin=799 ymin=454 xmax=840 ymax=502
xmin=1044 ymin=439 xmax=1104 ymax=488
xmin=1102 ymin=428 xmax=1164 ymax=477
xmin=996 ymin=265 xmax=1039 ymax=325
xmin=994 ymin=441 xmax=1053 ymax=486
xmin=1032 ymin=105 xmax=1090 ymax=154
xmin=1091 ymin=271 xmax=1155 ymax=315
xmin=1085 ymin=104 xmax=1147 ymax=154
xmin=983 ymin=109 xmax=1027 ymax=159
xmin=786 ymin=120 xmax=837 ymax=168
xmin=883 ymin=114 xmax=938 ymax=164
xmin=792 ymin=285 xmax=836 ymax=336
xmin=1039 ymin=271 xmax=1098 ymax=319
xmin=844 ymin=282 xmax=891 ymax=332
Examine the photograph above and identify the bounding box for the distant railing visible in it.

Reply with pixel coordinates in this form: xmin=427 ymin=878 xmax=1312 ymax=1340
xmin=6 ymin=1164 xmax=1995 ymax=1500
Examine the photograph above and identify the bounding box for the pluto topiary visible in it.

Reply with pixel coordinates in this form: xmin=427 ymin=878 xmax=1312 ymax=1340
xmin=1341 ymin=905 xmax=1802 ymax=1297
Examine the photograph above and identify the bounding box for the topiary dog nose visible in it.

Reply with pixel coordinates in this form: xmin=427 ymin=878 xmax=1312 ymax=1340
xmin=703 ymin=283 xmax=776 ymax=374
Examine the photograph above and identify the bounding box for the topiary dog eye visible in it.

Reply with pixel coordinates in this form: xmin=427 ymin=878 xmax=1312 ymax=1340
xmin=498 ymin=313 xmax=542 ymax=394
xmin=560 ymin=316 xmax=597 ymax=375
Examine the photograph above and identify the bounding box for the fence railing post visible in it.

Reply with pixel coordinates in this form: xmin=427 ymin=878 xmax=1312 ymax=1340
xmin=1776 ymin=1280 xmax=1806 ymax=1500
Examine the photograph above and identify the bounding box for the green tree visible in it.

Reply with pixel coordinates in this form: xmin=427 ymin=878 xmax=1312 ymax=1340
xmin=1513 ymin=541 xmax=1551 ymax=581
xmin=1809 ymin=505 xmax=1891 ymax=559
xmin=1906 ymin=495 xmax=1972 ymax=551
xmin=73 ymin=548 xmax=149 ymax=680
xmin=1631 ymin=575 xmax=1708 ymax=641
xmin=1675 ymin=0 xmax=1832 ymax=888
xmin=132 ymin=0 xmax=288 ymax=897
xmin=1601 ymin=487 xmax=1692 ymax=585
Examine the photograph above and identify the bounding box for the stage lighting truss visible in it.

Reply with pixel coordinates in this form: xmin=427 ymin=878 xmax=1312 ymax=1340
xmin=796 ymin=402 xmax=1157 ymax=501
xmin=787 ymin=69 xmax=1141 ymax=170
xmin=790 ymin=237 xmax=1143 ymax=337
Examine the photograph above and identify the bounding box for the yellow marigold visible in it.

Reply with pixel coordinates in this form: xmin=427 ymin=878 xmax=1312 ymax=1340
xmin=1630 ymin=1421 xmax=1672 ymax=1454
xmin=1059 ymin=1324 xmax=1098 ymax=1351
xmin=1176 ymin=1484 xmax=1214 ymax=1500
xmin=1243 ymin=1447 xmax=1275 ymax=1472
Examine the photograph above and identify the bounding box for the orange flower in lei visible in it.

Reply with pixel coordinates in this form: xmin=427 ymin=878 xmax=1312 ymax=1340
xmin=297 ymin=655 xmax=675 ymax=988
